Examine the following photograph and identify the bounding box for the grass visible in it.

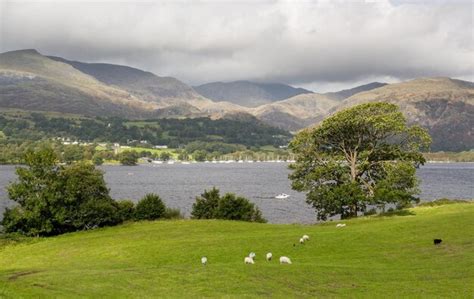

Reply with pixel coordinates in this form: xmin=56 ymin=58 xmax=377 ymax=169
xmin=0 ymin=202 xmax=473 ymax=298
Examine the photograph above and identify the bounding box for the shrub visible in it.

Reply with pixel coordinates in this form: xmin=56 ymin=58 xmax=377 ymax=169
xmin=1 ymin=148 xmax=121 ymax=236
xmin=163 ymin=207 xmax=184 ymax=219
xmin=119 ymin=151 xmax=138 ymax=166
xmin=191 ymin=187 xmax=220 ymax=219
xmin=191 ymin=188 xmax=266 ymax=223
xmin=134 ymin=193 xmax=166 ymax=221
xmin=116 ymin=200 xmax=135 ymax=221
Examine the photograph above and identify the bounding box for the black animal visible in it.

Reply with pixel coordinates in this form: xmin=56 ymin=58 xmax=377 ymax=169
xmin=433 ymin=239 xmax=442 ymax=245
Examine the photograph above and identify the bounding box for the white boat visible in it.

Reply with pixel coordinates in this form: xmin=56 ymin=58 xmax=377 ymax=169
xmin=275 ymin=193 xmax=290 ymax=199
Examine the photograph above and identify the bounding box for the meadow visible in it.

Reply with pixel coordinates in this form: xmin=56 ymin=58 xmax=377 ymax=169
xmin=0 ymin=202 xmax=473 ymax=298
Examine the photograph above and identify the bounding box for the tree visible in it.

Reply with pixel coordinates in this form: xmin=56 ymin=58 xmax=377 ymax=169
xmin=92 ymin=154 xmax=104 ymax=166
xmin=119 ymin=151 xmax=138 ymax=166
xmin=134 ymin=193 xmax=166 ymax=221
xmin=191 ymin=187 xmax=266 ymax=223
xmin=192 ymin=150 xmax=207 ymax=162
xmin=1 ymin=148 xmax=120 ymax=236
xmin=191 ymin=187 xmax=220 ymax=219
xmin=159 ymin=151 xmax=171 ymax=161
xmin=289 ymin=102 xmax=431 ymax=220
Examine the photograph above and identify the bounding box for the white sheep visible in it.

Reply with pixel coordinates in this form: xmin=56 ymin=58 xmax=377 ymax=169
xmin=201 ymin=257 xmax=207 ymax=265
xmin=249 ymin=252 xmax=256 ymax=259
xmin=279 ymin=256 xmax=292 ymax=264
xmin=299 ymin=238 xmax=305 ymax=244
xmin=266 ymin=252 xmax=272 ymax=261
xmin=244 ymin=256 xmax=255 ymax=264
xmin=336 ymin=223 xmax=346 ymax=227
xmin=302 ymin=235 xmax=310 ymax=241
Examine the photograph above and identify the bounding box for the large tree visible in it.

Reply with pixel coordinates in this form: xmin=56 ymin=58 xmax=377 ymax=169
xmin=289 ymin=102 xmax=431 ymax=220
xmin=1 ymin=148 xmax=120 ymax=236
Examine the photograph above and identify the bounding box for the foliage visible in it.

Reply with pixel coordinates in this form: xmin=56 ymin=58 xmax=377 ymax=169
xmin=1 ymin=148 xmax=120 ymax=236
xmin=0 ymin=112 xmax=291 ymax=150
xmin=118 ymin=151 xmax=138 ymax=166
xmin=192 ymin=150 xmax=207 ymax=162
xmin=92 ymin=154 xmax=104 ymax=165
xmin=116 ymin=200 xmax=136 ymax=221
xmin=163 ymin=207 xmax=184 ymax=219
xmin=289 ymin=102 xmax=432 ymax=220
xmin=191 ymin=187 xmax=266 ymax=222
xmin=191 ymin=187 xmax=221 ymax=219
xmin=134 ymin=193 xmax=166 ymax=221
xmin=159 ymin=151 xmax=171 ymax=161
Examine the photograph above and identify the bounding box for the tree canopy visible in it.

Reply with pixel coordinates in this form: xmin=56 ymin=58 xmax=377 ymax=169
xmin=1 ymin=148 xmax=120 ymax=236
xmin=289 ymin=102 xmax=431 ymax=220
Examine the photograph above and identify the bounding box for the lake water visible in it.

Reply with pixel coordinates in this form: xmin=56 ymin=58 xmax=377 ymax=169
xmin=0 ymin=162 xmax=473 ymax=224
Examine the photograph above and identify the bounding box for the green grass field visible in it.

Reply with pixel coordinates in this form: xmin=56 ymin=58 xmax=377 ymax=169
xmin=0 ymin=203 xmax=473 ymax=298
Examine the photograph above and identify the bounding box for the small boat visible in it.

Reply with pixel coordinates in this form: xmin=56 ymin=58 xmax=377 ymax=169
xmin=275 ymin=193 xmax=290 ymax=199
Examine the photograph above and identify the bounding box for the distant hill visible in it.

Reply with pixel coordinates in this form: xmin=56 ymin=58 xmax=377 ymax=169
xmin=324 ymin=82 xmax=387 ymax=100
xmin=334 ymin=78 xmax=474 ymax=151
xmin=1 ymin=49 xmax=472 ymax=151
xmin=0 ymin=49 xmax=156 ymax=118
xmin=48 ymin=56 xmax=201 ymax=104
xmin=252 ymin=93 xmax=340 ymax=131
xmin=194 ymin=81 xmax=313 ymax=107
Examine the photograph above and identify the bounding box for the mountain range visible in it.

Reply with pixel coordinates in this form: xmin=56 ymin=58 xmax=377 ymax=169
xmin=0 ymin=49 xmax=472 ymax=151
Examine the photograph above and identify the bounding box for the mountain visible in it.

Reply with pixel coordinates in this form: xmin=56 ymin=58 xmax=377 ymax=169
xmin=193 ymin=81 xmax=313 ymax=107
xmin=334 ymin=78 xmax=474 ymax=151
xmin=324 ymin=82 xmax=387 ymax=100
xmin=0 ymin=49 xmax=159 ymax=118
xmin=252 ymin=93 xmax=340 ymax=131
xmin=48 ymin=56 xmax=201 ymax=105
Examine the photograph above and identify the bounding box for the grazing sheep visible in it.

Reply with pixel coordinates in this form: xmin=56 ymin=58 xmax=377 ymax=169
xmin=299 ymin=238 xmax=305 ymax=244
xmin=249 ymin=252 xmax=256 ymax=259
xmin=266 ymin=252 xmax=272 ymax=261
xmin=201 ymin=257 xmax=207 ymax=265
xmin=302 ymin=235 xmax=310 ymax=241
xmin=336 ymin=223 xmax=346 ymax=227
xmin=279 ymin=256 xmax=292 ymax=264
xmin=433 ymin=239 xmax=442 ymax=245
xmin=244 ymin=256 xmax=255 ymax=264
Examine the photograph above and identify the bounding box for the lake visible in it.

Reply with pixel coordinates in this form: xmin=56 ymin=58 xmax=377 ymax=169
xmin=0 ymin=162 xmax=473 ymax=224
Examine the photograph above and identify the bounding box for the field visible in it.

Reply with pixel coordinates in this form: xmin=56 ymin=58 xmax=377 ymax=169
xmin=0 ymin=202 xmax=473 ymax=297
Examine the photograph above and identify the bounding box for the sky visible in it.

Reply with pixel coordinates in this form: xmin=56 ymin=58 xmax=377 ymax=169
xmin=0 ymin=0 xmax=473 ymax=92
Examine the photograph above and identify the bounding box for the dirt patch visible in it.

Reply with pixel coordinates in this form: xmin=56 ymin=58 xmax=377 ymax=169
xmin=8 ymin=270 xmax=42 ymax=281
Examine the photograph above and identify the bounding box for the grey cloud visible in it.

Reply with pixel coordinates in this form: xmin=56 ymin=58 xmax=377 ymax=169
xmin=0 ymin=0 xmax=472 ymax=91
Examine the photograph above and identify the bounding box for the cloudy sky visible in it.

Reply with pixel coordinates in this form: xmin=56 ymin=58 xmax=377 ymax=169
xmin=0 ymin=0 xmax=472 ymax=92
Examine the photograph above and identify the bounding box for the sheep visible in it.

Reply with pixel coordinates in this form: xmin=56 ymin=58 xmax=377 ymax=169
xmin=279 ymin=256 xmax=292 ymax=264
xmin=244 ymin=256 xmax=255 ymax=264
xmin=302 ymin=235 xmax=310 ymax=241
xmin=433 ymin=239 xmax=442 ymax=245
xmin=299 ymin=238 xmax=305 ymax=244
xmin=249 ymin=252 xmax=256 ymax=259
xmin=266 ymin=252 xmax=272 ymax=261
xmin=336 ymin=223 xmax=346 ymax=227
xmin=201 ymin=257 xmax=207 ymax=265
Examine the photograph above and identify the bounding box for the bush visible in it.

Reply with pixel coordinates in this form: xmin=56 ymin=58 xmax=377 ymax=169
xmin=191 ymin=187 xmax=220 ymax=219
xmin=191 ymin=188 xmax=266 ymax=223
xmin=1 ymin=148 xmax=121 ymax=236
xmin=116 ymin=200 xmax=135 ymax=221
xmin=134 ymin=193 xmax=166 ymax=221
xmin=163 ymin=207 xmax=184 ymax=219
xmin=119 ymin=151 xmax=138 ymax=166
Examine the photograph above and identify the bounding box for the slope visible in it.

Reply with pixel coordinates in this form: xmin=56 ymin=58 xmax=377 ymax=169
xmin=0 ymin=202 xmax=472 ymax=297
xmin=0 ymin=50 xmax=157 ymax=118
xmin=337 ymin=77 xmax=474 ymax=151
xmin=194 ymin=81 xmax=313 ymax=107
